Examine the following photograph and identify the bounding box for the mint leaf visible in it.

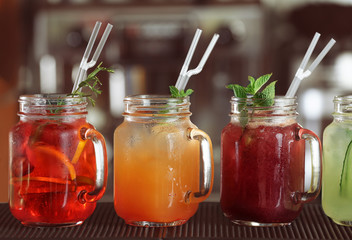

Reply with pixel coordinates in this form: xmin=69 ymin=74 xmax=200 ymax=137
xmin=160 ymin=86 xmax=193 ymax=115
xmin=70 ymin=62 xmax=114 ymax=106
xmin=185 ymin=89 xmax=194 ymax=96
xmin=226 ymin=84 xmax=247 ymax=113
xmin=169 ymin=86 xmax=194 ymax=98
xmin=50 ymin=62 xmax=113 ymax=113
xmin=246 ymin=76 xmax=256 ymax=94
xmin=261 ymin=80 xmax=276 ymax=99
xmin=239 ymin=108 xmax=249 ymax=128
xmin=226 ymin=84 xmax=247 ymax=98
xmin=253 ymin=73 xmax=272 ymax=95
xmin=169 ymin=86 xmax=180 ymax=97
xmin=248 ymin=76 xmax=255 ymax=86
xmin=226 ymin=73 xmax=276 ymax=128
xmin=253 ymin=80 xmax=276 ymax=107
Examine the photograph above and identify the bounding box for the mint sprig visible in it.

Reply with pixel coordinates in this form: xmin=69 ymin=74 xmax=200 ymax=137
xmin=226 ymin=73 xmax=277 ymax=127
xmin=68 ymin=62 xmax=114 ymax=106
xmin=226 ymin=73 xmax=276 ymax=105
xmin=154 ymin=86 xmax=194 ymax=115
xmin=49 ymin=62 xmax=113 ymax=114
xmin=169 ymin=86 xmax=194 ymax=98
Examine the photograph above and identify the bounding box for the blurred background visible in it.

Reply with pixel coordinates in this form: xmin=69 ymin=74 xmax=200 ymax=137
xmin=0 ymin=0 xmax=350 ymax=202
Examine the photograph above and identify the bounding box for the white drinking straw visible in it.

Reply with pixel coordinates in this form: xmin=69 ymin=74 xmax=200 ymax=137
xmin=72 ymin=21 xmax=113 ymax=93
xmin=72 ymin=22 xmax=101 ymax=92
xmin=285 ymin=32 xmax=320 ymax=98
xmin=175 ymin=29 xmax=202 ymax=90
xmin=175 ymin=30 xmax=219 ymax=91
xmin=285 ymin=33 xmax=336 ymax=98
xmin=306 ymin=38 xmax=336 ymax=74
xmin=300 ymin=33 xmax=321 ymax=71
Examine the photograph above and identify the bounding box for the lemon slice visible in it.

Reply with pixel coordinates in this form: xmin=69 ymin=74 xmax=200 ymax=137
xmin=71 ymin=140 xmax=87 ymax=164
xmin=26 ymin=144 xmax=76 ymax=180
xmin=76 ymin=176 xmax=94 ymax=186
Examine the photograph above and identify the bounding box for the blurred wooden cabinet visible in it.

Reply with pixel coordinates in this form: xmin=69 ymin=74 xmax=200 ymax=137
xmin=0 ymin=0 xmax=21 ymax=202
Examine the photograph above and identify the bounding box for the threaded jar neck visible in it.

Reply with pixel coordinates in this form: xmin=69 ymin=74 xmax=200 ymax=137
xmin=123 ymin=95 xmax=191 ymax=121
xmin=333 ymin=95 xmax=352 ymax=120
xmin=230 ymin=96 xmax=298 ymax=124
xmin=18 ymin=94 xmax=88 ymax=118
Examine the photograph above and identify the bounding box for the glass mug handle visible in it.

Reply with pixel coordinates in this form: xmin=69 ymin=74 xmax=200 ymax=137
xmin=78 ymin=127 xmax=108 ymax=204
xmin=185 ymin=128 xmax=214 ymax=203
xmin=297 ymin=128 xmax=322 ymax=203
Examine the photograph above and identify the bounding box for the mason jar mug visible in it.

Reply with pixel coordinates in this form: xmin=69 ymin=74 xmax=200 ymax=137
xmin=221 ymin=96 xmax=322 ymax=226
xmin=114 ymin=95 xmax=214 ymax=227
xmin=323 ymin=95 xmax=352 ymax=226
xmin=9 ymin=94 xmax=108 ymax=227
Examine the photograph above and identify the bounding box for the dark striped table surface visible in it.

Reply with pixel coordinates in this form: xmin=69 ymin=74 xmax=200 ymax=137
xmin=0 ymin=202 xmax=351 ymax=239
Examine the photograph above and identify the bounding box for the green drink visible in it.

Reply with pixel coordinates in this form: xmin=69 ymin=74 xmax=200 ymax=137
xmin=323 ymin=96 xmax=352 ymax=226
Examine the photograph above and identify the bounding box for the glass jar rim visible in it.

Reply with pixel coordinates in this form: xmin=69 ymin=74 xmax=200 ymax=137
xmin=334 ymin=95 xmax=352 ymax=102
xmin=18 ymin=93 xmax=88 ymax=117
xmin=19 ymin=93 xmax=87 ymax=104
xmin=229 ymin=95 xmax=298 ymax=119
xmin=332 ymin=95 xmax=352 ymax=117
xmin=230 ymin=95 xmax=296 ymax=102
xmin=124 ymin=94 xmax=189 ymax=102
xmin=123 ymin=94 xmax=191 ymax=118
xmin=230 ymin=95 xmax=297 ymax=109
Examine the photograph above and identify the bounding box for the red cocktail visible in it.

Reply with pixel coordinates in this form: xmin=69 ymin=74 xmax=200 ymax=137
xmin=9 ymin=95 xmax=107 ymax=227
xmin=221 ymin=121 xmax=305 ymax=224
xmin=220 ymin=97 xmax=322 ymax=226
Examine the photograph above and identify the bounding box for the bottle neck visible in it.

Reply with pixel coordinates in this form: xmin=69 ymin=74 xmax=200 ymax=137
xmin=333 ymin=95 xmax=352 ymax=121
xmin=230 ymin=96 xmax=298 ymax=124
xmin=18 ymin=94 xmax=88 ymax=119
xmin=123 ymin=95 xmax=191 ymax=122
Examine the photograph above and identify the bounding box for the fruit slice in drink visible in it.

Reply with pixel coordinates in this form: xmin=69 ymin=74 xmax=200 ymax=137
xmin=26 ymin=143 xmax=77 ymax=180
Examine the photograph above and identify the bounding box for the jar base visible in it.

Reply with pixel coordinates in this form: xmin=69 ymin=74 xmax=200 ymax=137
xmin=230 ymin=219 xmax=292 ymax=227
xmin=125 ymin=219 xmax=187 ymax=227
xmin=21 ymin=221 xmax=83 ymax=228
xmin=332 ymin=219 xmax=352 ymax=226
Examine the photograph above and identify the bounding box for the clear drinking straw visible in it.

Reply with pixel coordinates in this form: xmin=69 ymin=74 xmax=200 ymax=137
xmin=72 ymin=21 xmax=113 ymax=93
xmin=285 ymin=33 xmax=336 ymax=98
xmin=175 ymin=29 xmax=202 ymax=90
xmin=175 ymin=30 xmax=220 ymax=91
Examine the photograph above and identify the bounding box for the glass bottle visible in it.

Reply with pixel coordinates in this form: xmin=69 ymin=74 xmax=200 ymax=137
xmin=221 ymin=96 xmax=322 ymax=226
xmin=9 ymin=94 xmax=108 ymax=227
xmin=114 ymin=95 xmax=214 ymax=227
xmin=323 ymin=95 xmax=352 ymax=226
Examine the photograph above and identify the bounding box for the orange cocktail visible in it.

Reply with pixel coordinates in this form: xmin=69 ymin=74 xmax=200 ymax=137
xmin=114 ymin=95 xmax=214 ymax=227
